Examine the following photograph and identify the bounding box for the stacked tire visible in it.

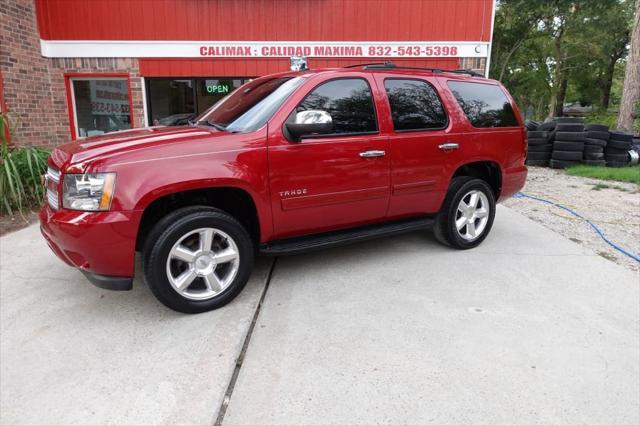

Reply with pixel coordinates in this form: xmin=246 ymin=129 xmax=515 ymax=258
xmin=605 ymin=131 xmax=633 ymax=167
xmin=550 ymin=118 xmax=585 ymax=169
xmin=526 ymin=125 xmax=553 ymax=166
xmin=583 ymin=124 xmax=608 ymax=167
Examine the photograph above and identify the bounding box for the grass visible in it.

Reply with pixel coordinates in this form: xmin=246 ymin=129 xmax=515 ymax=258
xmin=591 ymin=183 xmax=610 ymax=190
xmin=0 ymin=114 xmax=50 ymax=215
xmin=566 ymin=164 xmax=640 ymax=185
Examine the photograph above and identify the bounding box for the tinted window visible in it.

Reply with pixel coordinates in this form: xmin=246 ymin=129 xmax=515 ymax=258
xmin=198 ymin=76 xmax=305 ymax=133
xmin=447 ymin=81 xmax=519 ymax=128
xmin=294 ymin=78 xmax=377 ymax=135
xmin=384 ymin=79 xmax=447 ymax=131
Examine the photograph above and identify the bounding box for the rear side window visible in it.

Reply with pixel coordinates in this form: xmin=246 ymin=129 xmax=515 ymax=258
xmin=447 ymin=81 xmax=519 ymax=128
xmin=384 ymin=79 xmax=447 ymax=131
xmin=294 ymin=78 xmax=377 ymax=135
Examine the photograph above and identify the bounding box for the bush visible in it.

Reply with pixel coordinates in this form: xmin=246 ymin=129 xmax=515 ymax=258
xmin=584 ymin=111 xmax=618 ymax=129
xmin=585 ymin=111 xmax=640 ymax=135
xmin=0 ymin=114 xmax=50 ymax=215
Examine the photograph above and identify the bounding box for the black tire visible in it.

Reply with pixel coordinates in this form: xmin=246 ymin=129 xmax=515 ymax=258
xmin=584 ymin=152 xmax=604 ymax=160
xmin=554 ymin=117 xmax=584 ymax=124
xmin=586 ymin=131 xmax=610 ymax=140
xmin=604 ymin=153 xmax=629 ymax=162
xmin=538 ymin=121 xmax=557 ymax=131
xmin=550 ymin=159 xmax=579 ymax=169
xmin=606 ymin=161 xmax=629 ymax=168
xmin=607 ymin=139 xmax=632 ymax=150
xmin=527 ymin=144 xmax=553 ymax=153
xmin=143 ymin=206 xmax=255 ymax=314
xmin=584 ymin=160 xmax=606 ymax=166
xmin=584 ymin=124 xmax=609 ymax=132
xmin=605 ymin=147 xmax=630 ymax=155
xmin=527 ymin=151 xmax=552 ymax=161
xmin=555 ymin=131 xmax=586 ymax=141
xmin=433 ymin=177 xmax=496 ymax=250
xmin=552 ymin=150 xmax=582 ymax=161
xmin=609 ymin=131 xmax=633 ymax=142
xmin=525 ymin=120 xmax=540 ymax=131
xmin=528 ymin=130 xmax=550 ymax=139
xmin=553 ymin=141 xmax=584 ymax=151
xmin=584 ymin=138 xmax=607 ymax=147
xmin=525 ymin=159 xmax=550 ymax=167
xmin=584 ymin=145 xmax=604 ymax=153
xmin=556 ymin=124 xmax=584 ymax=132
xmin=528 ymin=137 xmax=550 ymax=146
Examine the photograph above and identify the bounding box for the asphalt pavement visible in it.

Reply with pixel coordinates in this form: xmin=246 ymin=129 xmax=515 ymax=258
xmin=1 ymin=206 xmax=638 ymax=425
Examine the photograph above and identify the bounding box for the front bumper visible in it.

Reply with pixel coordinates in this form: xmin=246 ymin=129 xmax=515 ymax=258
xmin=81 ymin=271 xmax=133 ymax=291
xmin=39 ymin=204 xmax=142 ymax=290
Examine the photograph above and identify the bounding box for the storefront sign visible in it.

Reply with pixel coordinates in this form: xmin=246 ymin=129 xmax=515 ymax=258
xmin=204 ymin=80 xmax=230 ymax=94
xmin=41 ymin=40 xmax=489 ymax=58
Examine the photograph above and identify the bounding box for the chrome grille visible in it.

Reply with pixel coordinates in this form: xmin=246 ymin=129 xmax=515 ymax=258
xmin=45 ymin=167 xmax=60 ymax=210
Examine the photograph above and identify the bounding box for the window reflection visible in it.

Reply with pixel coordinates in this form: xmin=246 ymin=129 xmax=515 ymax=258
xmin=447 ymin=81 xmax=519 ymax=128
xmin=72 ymin=79 xmax=131 ymax=137
xmin=147 ymin=78 xmax=251 ymax=126
xmin=384 ymin=79 xmax=447 ymax=131
xmin=294 ymin=79 xmax=377 ymax=135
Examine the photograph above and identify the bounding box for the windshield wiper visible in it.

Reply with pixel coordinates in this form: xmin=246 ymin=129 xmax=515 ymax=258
xmin=195 ymin=120 xmax=227 ymax=132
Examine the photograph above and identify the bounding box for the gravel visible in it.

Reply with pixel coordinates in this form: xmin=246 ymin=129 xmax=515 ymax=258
xmin=503 ymin=166 xmax=640 ymax=272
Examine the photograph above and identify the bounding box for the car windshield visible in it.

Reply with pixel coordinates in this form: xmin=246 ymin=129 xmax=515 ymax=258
xmin=195 ymin=76 xmax=305 ymax=133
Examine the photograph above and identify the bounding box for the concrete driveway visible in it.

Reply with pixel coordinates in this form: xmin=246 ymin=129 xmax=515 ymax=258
xmin=1 ymin=206 xmax=638 ymax=425
xmin=0 ymin=225 xmax=272 ymax=425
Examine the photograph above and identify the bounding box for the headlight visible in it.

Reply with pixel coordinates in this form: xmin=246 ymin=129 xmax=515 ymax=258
xmin=62 ymin=173 xmax=116 ymax=211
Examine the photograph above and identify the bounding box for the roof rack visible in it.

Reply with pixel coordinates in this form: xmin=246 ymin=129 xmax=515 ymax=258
xmin=343 ymin=62 xmax=394 ymax=69
xmin=347 ymin=62 xmax=485 ymax=78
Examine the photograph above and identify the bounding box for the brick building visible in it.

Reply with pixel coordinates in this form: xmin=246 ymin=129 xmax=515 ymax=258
xmin=1 ymin=0 xmax=495 ymax=148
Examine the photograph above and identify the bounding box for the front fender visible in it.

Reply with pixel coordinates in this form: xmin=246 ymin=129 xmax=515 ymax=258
xmin=104 ymin=144 xmax=273 ymax=241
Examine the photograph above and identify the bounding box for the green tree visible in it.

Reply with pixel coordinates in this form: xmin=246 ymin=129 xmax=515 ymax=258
xmin=490 ymin=0 xmax=634 ymax=119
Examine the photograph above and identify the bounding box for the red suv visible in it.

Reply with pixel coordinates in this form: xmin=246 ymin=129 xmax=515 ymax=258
xmin=40 ymin=63 xmax=527 ymax=313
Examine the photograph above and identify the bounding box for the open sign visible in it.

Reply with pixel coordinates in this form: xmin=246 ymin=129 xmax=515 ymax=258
xmin=204 ymin=80 xmax=230 ymax=95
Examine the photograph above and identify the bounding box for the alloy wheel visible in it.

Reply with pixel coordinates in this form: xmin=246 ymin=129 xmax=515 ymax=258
xmin=165 ymin=227 xmax=240 ymax=300
xmin=455 ymin=190 xmax=490 ymax=241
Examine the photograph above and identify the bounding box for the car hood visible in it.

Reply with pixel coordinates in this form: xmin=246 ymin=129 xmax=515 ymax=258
xmin=50 ymin=126 xmax=226 ymax=170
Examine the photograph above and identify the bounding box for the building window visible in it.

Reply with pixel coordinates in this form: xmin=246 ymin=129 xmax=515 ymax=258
xmin=146 ymin=78 xmax=250 ymax=126
xmin=68 ymin=77 xmax=132 ymax=138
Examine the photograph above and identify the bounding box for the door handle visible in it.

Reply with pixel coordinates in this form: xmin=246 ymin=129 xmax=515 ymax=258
xmin=359 ymin=150 xmax=386 ymax=158
xmin=438 ymin=142 xmax=459 ymax=151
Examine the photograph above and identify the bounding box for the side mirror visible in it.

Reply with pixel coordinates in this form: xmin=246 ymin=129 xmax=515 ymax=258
xmin=286 ymin=110 xmax=333 ymax=141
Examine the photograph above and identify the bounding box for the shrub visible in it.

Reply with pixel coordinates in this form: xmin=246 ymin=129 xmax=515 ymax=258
xmin=0 ymin=114 xmax=50 ymax=215
xmin=584 ymin=111 xmax=618 ymax=129
xmin=585 ymin=110 xmax=640 ymax=135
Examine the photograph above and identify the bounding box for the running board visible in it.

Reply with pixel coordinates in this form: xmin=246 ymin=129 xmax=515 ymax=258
xmin=259 ymin=216 xmax=435 ymax=255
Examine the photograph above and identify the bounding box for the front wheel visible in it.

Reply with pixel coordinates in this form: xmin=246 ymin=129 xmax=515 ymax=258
xmin=143 ymin=206 xmax=254 ymax=313
xmin=433 ymin=177 xmax=496 ymax=249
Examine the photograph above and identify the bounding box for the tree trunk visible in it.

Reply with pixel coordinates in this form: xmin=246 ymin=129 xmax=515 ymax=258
xmin=600 ymin=57 xmax=617 ymax=110
xmin=535 ymin=96 xmax=546 ymax=120
xmin=553 ymin=77 xmax=568 ymax=117
xmin=617 ymin=2 xmax=640 ymax=132
xmin=498 ymin=39 xmax=525 ymax=82
xmin=548 ymin=23 xmax=566 ymax=119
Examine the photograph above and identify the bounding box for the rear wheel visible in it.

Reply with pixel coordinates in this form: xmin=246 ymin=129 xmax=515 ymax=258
xmin=143 ymin=206 xmax=254 ymax=313
xmin=433 ymin=177 xmax=496 ymax=249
